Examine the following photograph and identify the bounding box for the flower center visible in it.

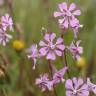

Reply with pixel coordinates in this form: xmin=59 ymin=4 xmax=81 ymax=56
xmin=73 ymin=89 xmax=77 ymax=94
xmin=50 ymin=45 xmax=55 ymax=49
xmin=66 ymin=11 xmax=72 ymax=17
xmin=48 ymin=42 xmax=56 ymax=50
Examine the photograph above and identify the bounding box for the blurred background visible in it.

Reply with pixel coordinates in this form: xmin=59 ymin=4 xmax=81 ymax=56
xmin=0 ymin=0 xmax=96 ymax=96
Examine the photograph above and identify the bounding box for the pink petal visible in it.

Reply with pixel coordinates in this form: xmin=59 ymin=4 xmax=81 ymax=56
xmin=70 ymin=42 xmax=75 ymax=49
xmin=53 ymin=12 xmax=63 ymax=17
xmin=79 ymin=84 xmax=88 ymax=91
xmin=58 ymin=18 xmax=65 ymax=24
xmin=73 ymin=10 xmax=81 ymax=16
xmin=66 ymin=91 xmax=73 ymax=96
xmin=46 ymin=52 xmax=56 ymax=60
xmin=28 ymin=44 xmax=37 ymax=53
xmin=69 ymin=3 xmax=76 ymax=11
xmin=44 ymin=33 xmax=50 ymax=42
xmin=76 ymin=78 xmax=84 ymax=89
xmin=72 ymin=77 xmax=78 ymax=87
xmin=9 ymin=26 xmax=13 ymax=31
xmin=61 ymin=67 xmax=68 ymax=75
xmin=70 ymin=17 xmax=79 ymax=28
xmin=55 ymin=50 xmax=62 ymax=56
xmin=77 ymin=47 xmax=83 ymax=54
xmin=50 ymin=33 xmax=56 ymax=42
xmin=76 ymin=40 xmax=81 ymax=46
xmin=92 ymin=87 xmax=96 ymax=94
xmin=2 ymin=25 xmax=7 ymax=31
xmin=73 ymin=78 xmax=83 ymax=89
xmin=78 ymin=90 xmax=89 ymax=96
xmin=76 ymin=55 xmax=80 ymax=60
xmin=63 ymin=18 xmax=69 ymax=28
xmin=65 ymin=79 xmax=73 ymax=89
xmin=9 ymin=18 xmax=13 ymax=24
xmin=58 ymin=2 xmax=67 ymax=12
xmin=39 ymin=47 xmax=47 ymax=56
xmin=46 ymin=81 xmax=53 ymax=91
xmin=6 ymin=34 xmax=12 ymax=39
xmin=56 ymin=37 xmax=63 ymax=44
xmin=39 ymin=40 xmax=46 ymax=46
xmin=56 ymin=45 xmax=65 ymax=50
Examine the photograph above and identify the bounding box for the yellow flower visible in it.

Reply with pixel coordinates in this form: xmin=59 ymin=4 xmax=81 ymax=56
xmin=76 ymin=57 xmax=87 ymax=68
xmin=13 ymin=40 xmax=25 ymax=51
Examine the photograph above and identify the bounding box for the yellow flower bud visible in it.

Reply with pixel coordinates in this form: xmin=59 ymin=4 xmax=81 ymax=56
xmin=76 ymin=57 xmax=86 ymax=68
xmin=13 ymin=40 xmax=25 ymax=51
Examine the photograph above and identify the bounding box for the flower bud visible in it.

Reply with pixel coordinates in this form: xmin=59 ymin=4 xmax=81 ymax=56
xmin=13 ymin=40 xmax=25 ymax=51
xmin=76 ymin=57 xmax=86 ymax=68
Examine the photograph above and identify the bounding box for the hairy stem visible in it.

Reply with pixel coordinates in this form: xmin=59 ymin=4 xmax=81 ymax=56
xmin=61 ymin=32 xmax=71 ymax=78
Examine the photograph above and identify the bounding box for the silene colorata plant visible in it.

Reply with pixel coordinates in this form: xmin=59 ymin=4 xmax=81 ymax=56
xmin=27 ymin=1 xmax=96 ymax=96
xmin=0 ymin=14 xmax=13 ymax=46
xmin=1 ymin=1 xmax=96 ymax=96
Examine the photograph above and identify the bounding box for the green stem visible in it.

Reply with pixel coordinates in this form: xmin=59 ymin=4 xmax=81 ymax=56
xmin=48 ymin=60 xmax=58 ymax=96
xmin=61 ymin=33 xmax=71 ymax=78
xmin=3 ymin=88 xmax=7 ymax=96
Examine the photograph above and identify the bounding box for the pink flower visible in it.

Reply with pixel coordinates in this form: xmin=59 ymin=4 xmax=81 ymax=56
xmin=54 ymin=2 xmax=82 ymax=37
xmin=65 ymin=77 xmax=89 ymax=96
xmin=0 ymin=29 xmax=12 ymax=46
xmin=70 ymin=17 xmax=83 ymax=38
xmin=35 ymin=74 xmax=54 ymax=91
xmin=39 ymin=33 xmax=65 ymax=60
xmin=51 ymin=64 xmax=68 ymax=84
xmin=69 ymin=40 xmax=83 ymax=60
xmin=27 ymin=44 xmax=39 ymax=70
xmin=87 ymin=78 xmax=96 ymax=95
xmin=1 ymin=14 xmax=13 ymax=31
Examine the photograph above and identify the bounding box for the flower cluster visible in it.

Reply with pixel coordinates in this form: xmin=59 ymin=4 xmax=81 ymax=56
xmin=65 ymin=77 xmax=89 ymax=96
xmin=65 ymin=77 xmax=96 ymax=96
xmin=69 ymin=40 xmax=83 ymax=60
xmin=35 ymin=74 xmax=54 ymax=91
xmin=27 ymin=32 xmax=65 ymax=69
xmin=35 ymin=65 xmax=67 ymax=91
xmin=54 ymin=2 xmax=83 ymax=38
xmin=0 ymin=14 xmax=13 ymax=46
xmin=87 ymin=78 xmax=96 ymax=94
xmin=27 ymin=1 xmax=96 ymax=96
xmin=39 ymin=33 xmax=65 ymax=60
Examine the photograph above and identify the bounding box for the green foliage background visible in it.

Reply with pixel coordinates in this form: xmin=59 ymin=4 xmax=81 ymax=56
xmin=0 ymin=0 xmax=96 ymax=96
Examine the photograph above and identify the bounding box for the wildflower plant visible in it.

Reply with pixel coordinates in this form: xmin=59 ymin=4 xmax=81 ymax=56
xmin=39 ymin=32 xmax=65 ymax=60
xmin=27 ymin=1 xmax=96 ymax=96
xmin=27 ymin=44 xmax=39 ymax=69
xmin=0 ymin=14 xmax=13 ymax=46
xmin=53 ymin=2 xmax=83 ymax=38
